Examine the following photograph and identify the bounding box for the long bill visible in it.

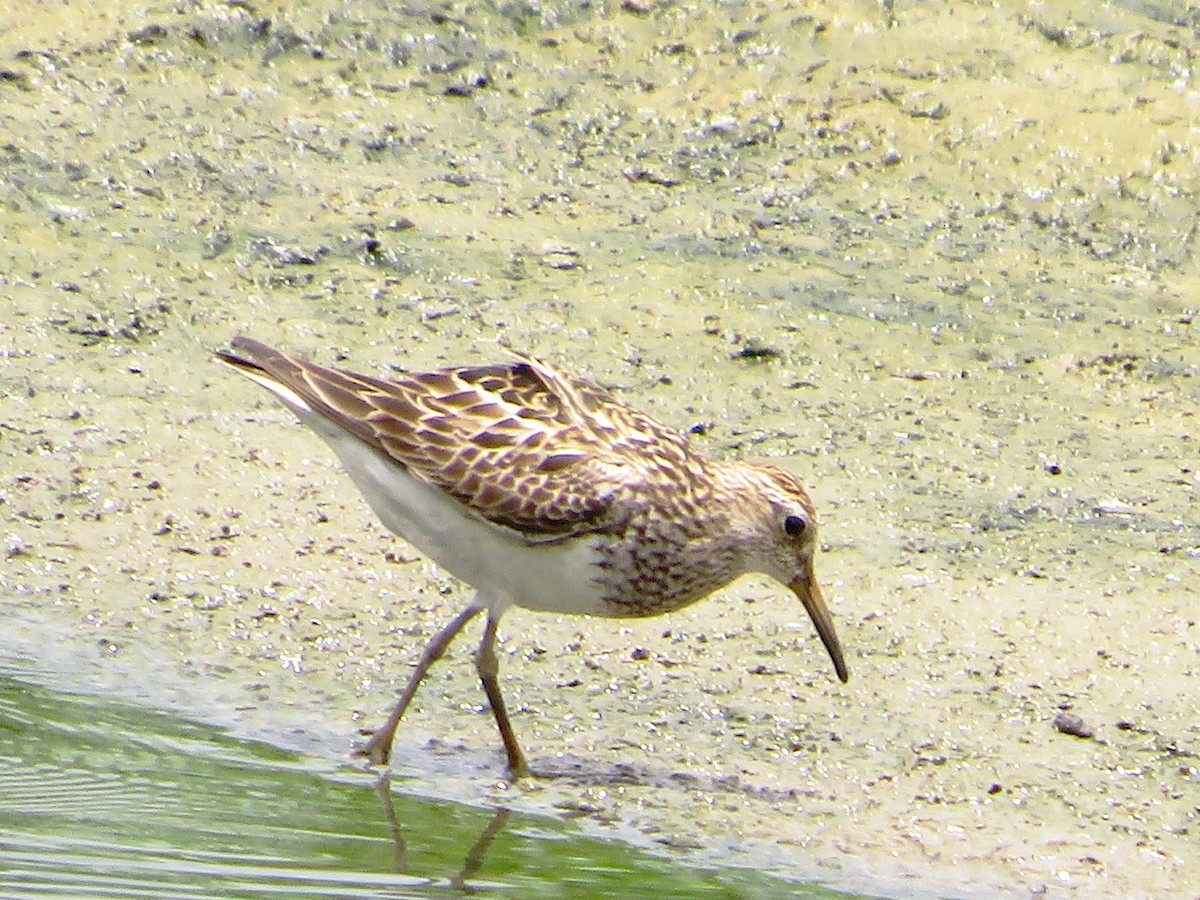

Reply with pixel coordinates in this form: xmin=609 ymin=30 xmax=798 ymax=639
xmin=789 ymin=568 xmax=849 ymax=683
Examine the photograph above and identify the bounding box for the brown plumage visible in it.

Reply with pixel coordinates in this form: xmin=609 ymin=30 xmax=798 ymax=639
xmin=216 ymin=336 xmax=848 ymax=776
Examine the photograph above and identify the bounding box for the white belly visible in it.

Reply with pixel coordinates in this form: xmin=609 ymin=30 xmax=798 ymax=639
xmin=302 ymin=413 xmax=611 ymax=618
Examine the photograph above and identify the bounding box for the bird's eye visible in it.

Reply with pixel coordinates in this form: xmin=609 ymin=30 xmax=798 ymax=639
xmin=783 ymin=515 xmax=806 ymax=538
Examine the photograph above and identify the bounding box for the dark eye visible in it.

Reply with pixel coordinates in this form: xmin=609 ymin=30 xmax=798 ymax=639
xmin=783 ymin=515 xmax=806 ymax=538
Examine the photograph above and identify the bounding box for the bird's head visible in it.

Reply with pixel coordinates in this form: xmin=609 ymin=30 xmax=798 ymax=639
xmin=732 ymin=462 xmax=849 ymax=684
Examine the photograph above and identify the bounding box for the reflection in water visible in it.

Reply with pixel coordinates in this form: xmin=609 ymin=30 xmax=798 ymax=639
xmin=374 ymin=774 xmax=511 ymax=893
xmin=454 ymin=809 xmax=511 ymax=893
xmin=0 ymin=668 xmax=860 ymax=899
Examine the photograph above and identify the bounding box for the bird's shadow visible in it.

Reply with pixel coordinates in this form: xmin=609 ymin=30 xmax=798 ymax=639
xmin=525 ymin=754 xmax=816 ymax=804
xmin=368 ymin=740 xmax=819 ymax=805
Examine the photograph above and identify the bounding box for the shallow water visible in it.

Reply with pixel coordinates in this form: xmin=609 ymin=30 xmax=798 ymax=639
xmin=0 ymin=662 xmax=859 ymax=900
xmin=2 ymin=0 xmax=1198 ymax=896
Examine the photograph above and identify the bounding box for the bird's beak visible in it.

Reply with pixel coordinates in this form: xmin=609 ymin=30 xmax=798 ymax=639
xmin=789 ymin=565 xmax=849 ymax=683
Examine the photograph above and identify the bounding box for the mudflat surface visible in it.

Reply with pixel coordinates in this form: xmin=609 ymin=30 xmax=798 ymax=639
xmin=2 ymin=1 xmax=1197 ymax=896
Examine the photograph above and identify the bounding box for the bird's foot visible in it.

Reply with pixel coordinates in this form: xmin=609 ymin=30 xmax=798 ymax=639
xmin=353 ymin=731 xmax=392 ymax=768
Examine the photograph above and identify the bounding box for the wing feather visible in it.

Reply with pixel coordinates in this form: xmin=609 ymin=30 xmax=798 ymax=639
xmin=216 ymin=337 xmax=670 ymax=540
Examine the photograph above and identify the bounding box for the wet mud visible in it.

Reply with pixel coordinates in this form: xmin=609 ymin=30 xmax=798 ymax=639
xmin=2 ymin=1 xmax=1197 ymax=896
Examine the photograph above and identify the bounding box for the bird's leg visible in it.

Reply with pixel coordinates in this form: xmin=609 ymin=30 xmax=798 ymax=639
xmin=357 ymin=602 xmax=484 ymax=767
xmin=476 ymin=613 xmax=529 ymax=778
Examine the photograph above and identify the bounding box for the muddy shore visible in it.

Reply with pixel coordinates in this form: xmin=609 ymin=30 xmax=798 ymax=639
xmin=2 ymin=1 xmax=1197 ymax=896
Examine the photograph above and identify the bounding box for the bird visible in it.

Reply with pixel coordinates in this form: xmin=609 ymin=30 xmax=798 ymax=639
xmin=215 ymin=336 xmax=848 ymax=777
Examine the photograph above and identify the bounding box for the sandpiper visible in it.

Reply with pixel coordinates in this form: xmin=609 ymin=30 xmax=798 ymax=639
xmin=216 ymin=337 xmax=848 ymax=776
